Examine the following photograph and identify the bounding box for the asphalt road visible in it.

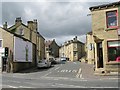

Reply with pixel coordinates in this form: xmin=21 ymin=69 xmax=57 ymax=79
xmin=1 ymin=61 xmax=120 ymax=89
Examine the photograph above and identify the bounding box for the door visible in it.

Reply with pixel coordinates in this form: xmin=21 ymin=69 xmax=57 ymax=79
xmin=97 ymin=42 xmax=103 ymax=68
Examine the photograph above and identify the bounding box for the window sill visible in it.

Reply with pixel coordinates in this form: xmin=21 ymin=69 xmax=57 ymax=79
xmin=105 ymin=27 xmax=118 ymax=31
xmin=106 ymin=61 xmax=120 ymax=65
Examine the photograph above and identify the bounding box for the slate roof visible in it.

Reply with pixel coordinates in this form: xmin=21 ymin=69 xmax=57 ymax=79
xmin=89 ymin=1 xmax=120 ymax=11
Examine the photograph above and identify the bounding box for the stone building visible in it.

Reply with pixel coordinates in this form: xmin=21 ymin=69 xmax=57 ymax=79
xmin=37 ymin=32 xmax=45 ymax=60
xmin=89 ymin=1 xmax=120 ymax=73
xmin=0 ymin=17 xmax=45 ymax=72
xmin=86 ymin=32 xmax=95 ymax=64
xmin=45 ymin=39 xmax=59 ymax=60
xmin=59 ymin=36 xmax=85 ymax=61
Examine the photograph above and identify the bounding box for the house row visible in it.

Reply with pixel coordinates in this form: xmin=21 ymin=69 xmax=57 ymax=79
xmin=86 ymin=1 xmax=120 ymax=73
xmin=0 ymin=17 xmax=45 ymax=72
xmin=59 ymin=36 xmax=85 ymax=61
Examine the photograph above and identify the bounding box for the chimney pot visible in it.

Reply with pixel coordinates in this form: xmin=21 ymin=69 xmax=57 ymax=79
xmin=15 ymin=17 xmax=22 ymax=26
xmin=3 ymin=22 xmax=7 ymax=29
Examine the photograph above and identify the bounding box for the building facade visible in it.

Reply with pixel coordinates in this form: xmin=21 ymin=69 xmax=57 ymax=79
xmin=59 ymin=36 xmax=85 ymax=61
xmin=86 ymin=32 xmax=95 ymax=64
xmin=45 ymin=39 xmax=59 ymax=60
xmin=89 ymin=1 xmax=120 ymax=73
xmin=0 ymin=17 xmax=45 ymax=72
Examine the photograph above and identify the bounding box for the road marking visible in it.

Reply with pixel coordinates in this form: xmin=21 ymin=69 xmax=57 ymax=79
xmin=76 ymin=68 xmax=82 ymax=78
xmin=42 ymin=72 xmax=52 ymax=77
xmin=68 ymin=70 xmax=71 ymax=72
xmin=51 ymin=83 xmax=85 ymax=88
xmin=72 ymin=70 xmax=77 ymax=73
xmin=58 ymin=70 xmax=77 ymax=73
xmin=19 ymin=86 xmax=34 ymax=88
xmin=55 ymin=67 xmax=60 ymax=70
xmin=73 ymin=62 xmax=77 ymax=64
xmin=61 ymin=70 xmax=65 ymax=72
xmin=7 ymin=85 xmax=18 ymax=88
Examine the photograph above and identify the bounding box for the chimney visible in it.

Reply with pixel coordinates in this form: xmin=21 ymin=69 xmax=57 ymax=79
xmin=3 ymin=22 xmax=7 ymax=29
xmin=33 ymin=19 xmax=38 ymax=31
xmin=15 ymin=17 xmax=22 ymax=26
xmin=75 ymin=36 xmax=77 ymax=40
xmin=73 ymin=36 xmax=77 ymax=41
xmin=27 ymin=21 xmax=34 ymax=30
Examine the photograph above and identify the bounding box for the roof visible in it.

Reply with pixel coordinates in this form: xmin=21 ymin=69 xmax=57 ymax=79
xmin=37 ymin=32 xmax=45 ymax=40
xmin=45 ymin=39 xmax=60 ymax=47
xmin=45 ymin=40 xmax=53 ymax=47
xmin=64 ymin=40 xmax=84 ymax=46
xmin=0 ymin=27 xmax=31 ymax=43
xmin=87 ymin=31 xmax=92 ymax=35
xmin=8 ymin=23 xmax=28 ymax=31
xmin=9 ymin=22 xmax=45 ymax=40
xmin=89 ymin=1 xmax=120 ymax=11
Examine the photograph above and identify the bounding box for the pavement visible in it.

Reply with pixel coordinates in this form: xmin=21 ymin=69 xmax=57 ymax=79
xmin=79 ymin=62 xmax=119 ymax=80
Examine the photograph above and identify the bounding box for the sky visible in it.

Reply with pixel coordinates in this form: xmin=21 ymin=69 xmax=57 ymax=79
xmin=0 ymin=0 xmax=119 ymax=45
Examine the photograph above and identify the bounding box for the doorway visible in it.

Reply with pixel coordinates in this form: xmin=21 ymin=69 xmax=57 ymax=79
xmin=97 ymin=42 xmax=103 ymax=68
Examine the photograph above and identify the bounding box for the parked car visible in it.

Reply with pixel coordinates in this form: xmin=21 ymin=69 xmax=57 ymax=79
xmin=55 ymin=58 xmax=61 ymax=64
xmin=60 ymin=57 xmax=67 ymax=64
xmin=49 ymin=57 xmax=56 ymax=64
xmin=37 ymin=59 xmax=51 ymax=68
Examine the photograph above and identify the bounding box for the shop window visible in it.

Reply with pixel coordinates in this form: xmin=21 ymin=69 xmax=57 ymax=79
xmin=106 ymin=10 xmax=118 ymax=28
xmin=108 ymin=41 xmax=120 ymax=62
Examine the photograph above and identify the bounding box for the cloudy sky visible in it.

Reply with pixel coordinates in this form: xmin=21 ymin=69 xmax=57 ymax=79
xmin=1 ymin=0 xmax=118 ymax=45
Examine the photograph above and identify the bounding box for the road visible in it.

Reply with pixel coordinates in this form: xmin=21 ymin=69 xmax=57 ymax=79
xmin=1 ymin=61 xmax=119 ymax=89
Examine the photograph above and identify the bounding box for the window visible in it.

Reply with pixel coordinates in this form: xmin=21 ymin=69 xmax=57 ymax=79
xmin=108 ymin=40 xmax=120 ymax=62
xmin=19 ymin=28 xmax=24 ymax=36
xmin=0 ymin=40 xmax=2 ymax=47
xmin=106 ymin=10 xmax=118 ymax=28
xmin=73 ymin=51 xmax=77 ymax=56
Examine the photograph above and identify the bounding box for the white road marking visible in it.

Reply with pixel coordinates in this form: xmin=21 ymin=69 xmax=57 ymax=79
xmin=61 ymin=70 xmax=65 ymax=72
xmin=55 ymin=67 xmax=60 ymax=70
xmin=76 ymin=68 xmax=82 ymax=78
xmin=58 ymin=69 xmax=77 ymax=73
xmin=73 ymin=62 xmax=77 ymax=64
xmin=42 ymin=72 xmax=52 ymax=77
xmin=51 ymin=83 xmax=85 ymax=88
xmin=72 ymin=70 xmax=77 ymax=73
xmin=7 ymin=85 xmax=18 ymax=88
xmin=19 ymin=86 xmax=34 ymax=88
xmin=68 ymin=70 xmax=71 ymax=72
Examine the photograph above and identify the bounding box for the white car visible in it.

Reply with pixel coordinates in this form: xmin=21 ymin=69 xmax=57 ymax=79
xmin=37 ymin=59 xmax=51 ymax=68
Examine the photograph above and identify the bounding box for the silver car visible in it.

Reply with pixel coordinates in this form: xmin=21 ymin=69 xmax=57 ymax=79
xmin=37 ymin=59 xmax=51 ymax=68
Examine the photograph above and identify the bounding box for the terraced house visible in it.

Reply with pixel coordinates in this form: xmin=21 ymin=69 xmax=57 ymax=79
xmin=0 ymin=17 xmax=45 ymax=72
xmin=89 ymin=1 xmax=120 ymax=74
xmin=59 ymin=36 xmax=85 ymax=62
